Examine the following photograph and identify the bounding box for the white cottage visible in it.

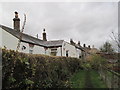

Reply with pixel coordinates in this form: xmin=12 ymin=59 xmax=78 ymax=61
xmin=0 ymin=12 xmax=84 ymax=58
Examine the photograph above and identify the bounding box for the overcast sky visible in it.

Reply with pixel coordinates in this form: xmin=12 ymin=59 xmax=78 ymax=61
xmin=1 ymin=2 xmax=118 ymax=49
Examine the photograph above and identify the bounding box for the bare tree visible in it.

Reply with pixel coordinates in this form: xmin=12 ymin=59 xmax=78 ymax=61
xmin=16 ymin=14 xmax=26 ymax=51
xmin=110 ymin=31 xmax=120 ymax=52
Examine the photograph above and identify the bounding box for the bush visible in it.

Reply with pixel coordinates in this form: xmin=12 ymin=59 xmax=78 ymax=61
xmin=89 ymin=54 xmax=107 ymax=70
xmin=2 ymin=49 xmax=81 ymax=89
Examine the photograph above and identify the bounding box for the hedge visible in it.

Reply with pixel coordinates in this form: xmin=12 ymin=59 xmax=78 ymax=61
xmin=2 ymin=49 xmax=82 ymax=89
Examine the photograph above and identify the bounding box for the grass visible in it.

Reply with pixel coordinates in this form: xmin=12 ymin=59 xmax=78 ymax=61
xmin=90 ymin=70 xmax=107 ymax=88
xmin=70 ymin=70 xmax=107 ymax=88
xmin=70 ymin=70 xmax=85 ymax=88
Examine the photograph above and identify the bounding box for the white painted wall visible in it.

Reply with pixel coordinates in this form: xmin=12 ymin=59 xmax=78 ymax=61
xmin=1 ymin=28 xmax=82 ymax=58
xmin=57 ymin=47 xmax=62 ymax=56
xmin=45 ymin=41 xmax=82 ymax=58
xmin=2 ymin=29 xmax=19 ymax=50
xmin=76 ymin=48 xmax=82 ymax=58
xmin=45 ymin=47 xmax=62 ymax=56
xmin=45 ymin=48 xmax=51 ymax=55
xmin=2 ymin=28 xmax=45 ymax=54
xmin=62 ymin=41 xmax=77 ymax=58
xmin=19 ymin=42 xmax=29 ymax=53
xmin=33 ymin=45 xmax=45 ymax=54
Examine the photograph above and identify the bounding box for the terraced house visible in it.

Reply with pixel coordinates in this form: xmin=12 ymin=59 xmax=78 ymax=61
xmin=0 ymin=12 xmax=90 ymax=58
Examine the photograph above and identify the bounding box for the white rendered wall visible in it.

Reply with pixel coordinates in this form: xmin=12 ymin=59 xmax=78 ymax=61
xmin=45 ymin=48 xmax=51 ymax=55
xmin=2 ymin=29 xmax=45 ymax=55
xmin=19 ymin=42 xmax=29 ymax=53
xmin=62 ymin=41 xmax=77 ymax=58
xmin=56 ymin=47 xmax=62 ymax=56
xmin=19 ymin=41 xmax=45 ymax=54
xmin=76 ymin=48 xmax=82 ymax=58
xmin=33 ymin=45 xmax=45 ymax=54
xmin=2 ymin=29 xmax=19 ymax=50
xmin=45 ymin=47 xmax=62 ymax=56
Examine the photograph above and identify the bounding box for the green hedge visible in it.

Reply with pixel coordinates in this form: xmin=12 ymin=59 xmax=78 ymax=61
xmin=2 ymin=49 xmax=81 ymax=89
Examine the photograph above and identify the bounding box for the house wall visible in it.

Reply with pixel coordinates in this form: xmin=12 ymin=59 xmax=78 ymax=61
xmin=2 ymin=29 xmax=19 ymax=50
xmin=62 ymin=41 xmax=78 ymax=58
xmin=76 ymin=48 xmax=82 ymax=58
xmin=45 ymin=47 xmax=62 ymax=56
xmin=33 ymin=45 xmax=45 ymax=54
xmin=19 ymin=42 xmax=29 ymax=53
xmin=45 ymin=48 xmax=50 ymax=55
xmin=1 ymin=28 xmax=45 ymax=54
xmin=57 ymin=47 xmax=62 ymax=56
xmin=14 ymin=40 xmax=45 ymax=54
xmin=1 ymin=28 xmax=82 ymax=58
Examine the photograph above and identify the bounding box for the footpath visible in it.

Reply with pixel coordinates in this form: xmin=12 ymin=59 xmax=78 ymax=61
xmin=70 ymin=70 xmax=107 ymax=88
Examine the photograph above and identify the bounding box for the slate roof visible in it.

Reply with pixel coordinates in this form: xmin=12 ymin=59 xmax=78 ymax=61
xmin=75 ymin=44 xmax=84 ymax=50
xmin=42 ymin=40 xmax=64 ymax=47
xmin=0 ymin=25 xmax=64 ymax=47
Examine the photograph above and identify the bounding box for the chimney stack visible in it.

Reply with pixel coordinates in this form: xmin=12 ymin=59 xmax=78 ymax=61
xmin=78 ymin=41 xmax=80 ymax=46
xmin=36 ymin=34 xmax=38 ymax=39
xmin=13 ymin=11 xmax=20 ymax=31
xmin=70 ymin=39 xmax=73 ymax=44
xmin=83 ymin=44 xmax=86 ymax=47
xmin=88 ymin=45 xmax=91 ymax=49
xmin=43 ymin=28 xmax=47 ymax=41
xmin=70 ymin=39 xmax=75 ymax=45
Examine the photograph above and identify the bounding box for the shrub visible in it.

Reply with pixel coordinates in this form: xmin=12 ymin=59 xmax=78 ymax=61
xmin=89 ymin=54 xmax=107 ymax=70
xmin=2 ymin=49 xmax=81 ymax=89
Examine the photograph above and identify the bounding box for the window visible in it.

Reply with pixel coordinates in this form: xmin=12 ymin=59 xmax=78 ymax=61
xmin=22 ymin=45 xmax=26 ymax=50
xmin=51 ymin=48 xmax=57 ymax=56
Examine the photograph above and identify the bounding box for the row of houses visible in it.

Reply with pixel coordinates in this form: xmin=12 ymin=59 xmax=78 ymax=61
xmin=0 ymin=12 xmax=98 ymax=59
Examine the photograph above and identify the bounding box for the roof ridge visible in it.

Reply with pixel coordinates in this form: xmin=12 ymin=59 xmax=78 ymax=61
xmin=48 ymin=40 xmax=64 ymax=42
xmin=1 ymin=25 xmax=64 ymax=47
xmin=1 ymin=25 xmax=43 ymax=41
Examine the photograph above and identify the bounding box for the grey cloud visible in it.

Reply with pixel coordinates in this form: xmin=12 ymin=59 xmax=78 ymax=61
xmin=1 ymin=2 xmax=118 ymax=49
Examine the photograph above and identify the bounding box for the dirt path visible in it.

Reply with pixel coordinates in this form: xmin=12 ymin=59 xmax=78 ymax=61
xmin=84 ymin=70 xmax=94 ymax=88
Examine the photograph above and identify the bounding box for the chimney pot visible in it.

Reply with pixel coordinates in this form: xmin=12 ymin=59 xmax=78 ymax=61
xmin=78 ymin=41 xmax=80 ymax=46
xmin=36 ymin=34 xmax=38 ymax=39
xmin=88 ymin=45 xmax=91 ymax=49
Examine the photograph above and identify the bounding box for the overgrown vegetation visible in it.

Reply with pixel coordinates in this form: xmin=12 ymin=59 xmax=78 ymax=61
xmin=82 ymin=54 xmax=107 ymax=70
xmin=99 ymin=41 xmax=114 ymax=53
xmin=2 ymin=49 xmax=82 ymax=89
xmin=89 ymin=54 xmax=107 ymax=70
